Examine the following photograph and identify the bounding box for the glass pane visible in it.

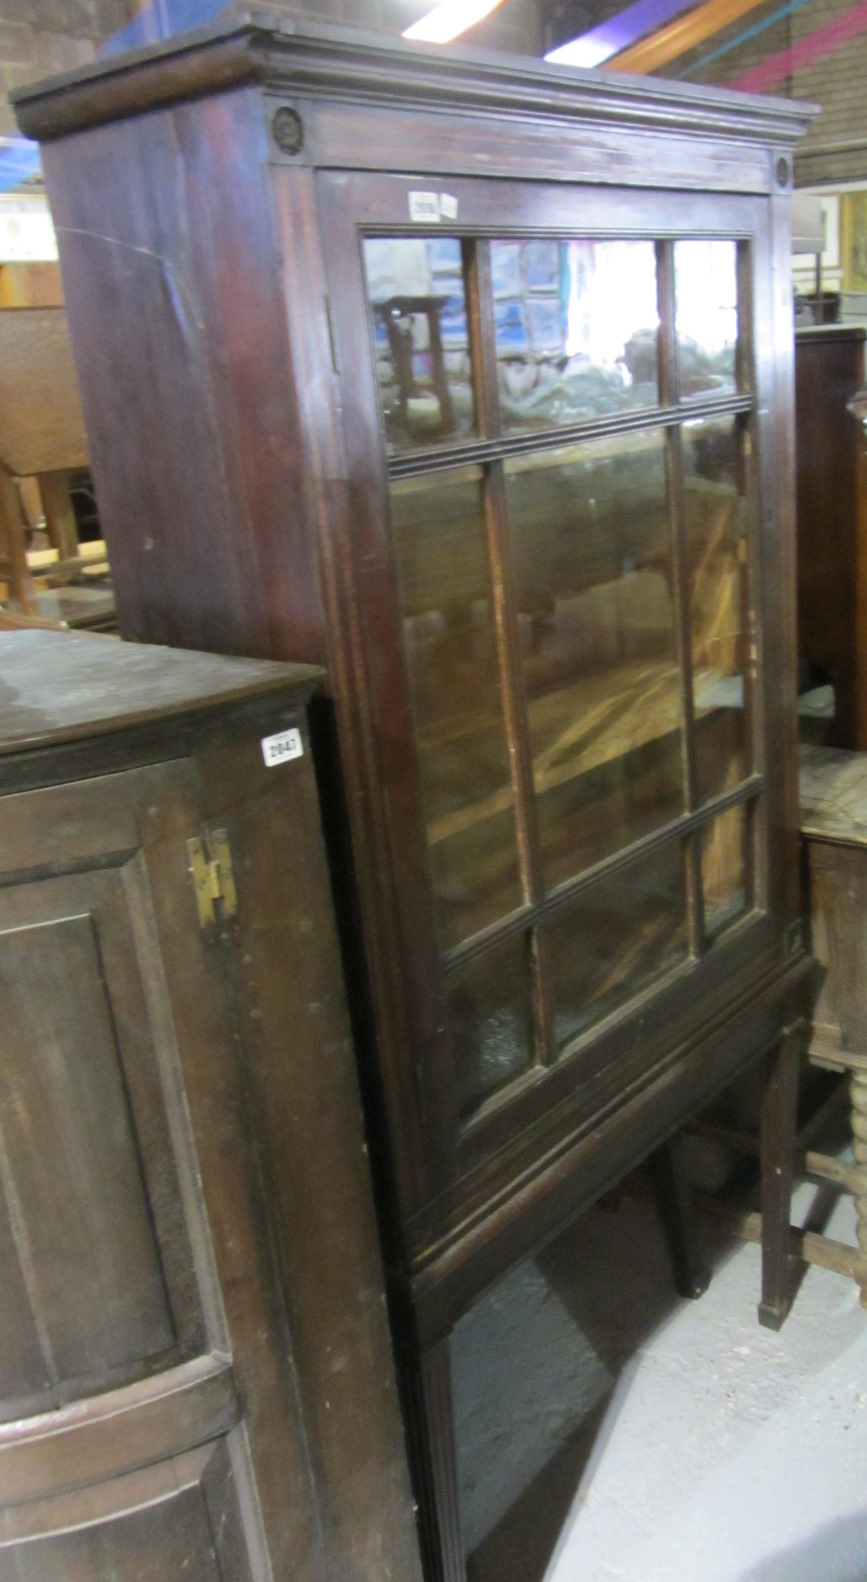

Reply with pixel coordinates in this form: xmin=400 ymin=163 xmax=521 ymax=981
xmin=446 ymin=933 xmax=534 ymax=1119
xmin=684 ymin=417 xmax=752 ymax=804
xmin=547 ymin=842 xmax=688 ymax=1052
xmin=675 ymin=240 xmax=739 ymax=398
xmin=491 ymin=239 xmax=659 ymax=433
xmin=391 ymin=469 xmax=522 ymax=949
xmin=700 ymin=803 xmax=751 ymax=940
xmin=363 ymin=237 xmax=476 ymax=452
xmin=505 ymin=430 xmax=685 ymax=892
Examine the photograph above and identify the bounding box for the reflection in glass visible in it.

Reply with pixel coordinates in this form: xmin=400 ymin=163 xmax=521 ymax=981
xmin=701 ymin=803 xmax=750 ymax=939
xmin=363 ymin=237 xmax=476 ymax=451
xmin=684 ymin=417 xmax=751 ymax=804
xmin=491 ymin=239 xmax=659 ymax=432
xmin=675 ymin=241 xmax=738 ymax=398
xmin=447 ymin=933 xmax=534 ymax=1119
xmin=505 ymin=431 xmax=685 ymax=891
xmin=391 ymin=469 xmax=522 ymax=949
xmin=547 ymin=842 xmax=688 ymax=1052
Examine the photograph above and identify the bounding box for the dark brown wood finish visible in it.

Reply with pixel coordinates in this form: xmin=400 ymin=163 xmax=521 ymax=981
xmin=15 ymin=25 xmax=813 ymax=1577
xmin=795 ymin=325 xmax=867 ymax=749
xmin=0 ymin=630 xmax=421 ymax=1582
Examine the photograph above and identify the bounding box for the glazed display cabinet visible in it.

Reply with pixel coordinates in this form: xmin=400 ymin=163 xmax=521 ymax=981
xmin=15 ymin=21 xmax=813 ymax=1579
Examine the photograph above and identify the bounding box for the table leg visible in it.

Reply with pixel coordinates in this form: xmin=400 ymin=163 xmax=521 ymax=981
xmin=650 ymin=1136 xmax=710 ymax=1300
xmin=851 ymin=1068 xmax=867 ymax=1309
xmin=758 ymin=1021 xmax=802 ymax=1330
xmin=0 ymin=466 xmax=37 ymax=615
xmin=38 ymin=471 xmax=79 ymax=563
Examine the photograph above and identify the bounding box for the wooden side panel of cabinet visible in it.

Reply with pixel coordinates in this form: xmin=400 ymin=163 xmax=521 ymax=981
xmin=40 ymin=88 xmax=325 ymax=668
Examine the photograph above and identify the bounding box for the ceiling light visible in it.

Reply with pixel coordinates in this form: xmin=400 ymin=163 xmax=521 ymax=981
xmin=403 ymin=0 xmax=507 ymax=44
xmin=545 ymin=35 xmax=619 ymax=67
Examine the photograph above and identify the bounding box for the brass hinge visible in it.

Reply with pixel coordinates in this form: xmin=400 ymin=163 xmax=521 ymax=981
xmin=187 ymin=829 xmax=238 ymax=930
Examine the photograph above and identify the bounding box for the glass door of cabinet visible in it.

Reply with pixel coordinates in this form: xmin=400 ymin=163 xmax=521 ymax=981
xmin=320 ymin=172 xmax=779 ymax=1173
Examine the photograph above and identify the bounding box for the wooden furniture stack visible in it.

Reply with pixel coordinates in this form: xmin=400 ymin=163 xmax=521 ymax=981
xmin=0 ymin=629 xmax=420 ymax=1582
xmin=15 ymin=21 xmax=813 ymax=1579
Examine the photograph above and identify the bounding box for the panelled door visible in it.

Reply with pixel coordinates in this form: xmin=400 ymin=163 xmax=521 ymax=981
xmin=318 ymin=171 xmax=789 ymax=1237
xmin=0 ymin=756 xmax=311 ymax=1581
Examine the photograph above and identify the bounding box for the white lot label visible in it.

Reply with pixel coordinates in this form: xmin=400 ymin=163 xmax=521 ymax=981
xmin=261 ymin=727 xmax=304 ymax=767
xmin=409 ymin=190 xmax=441 ymax=223
xmin=408 ymin=190 xmax=459 ymax=222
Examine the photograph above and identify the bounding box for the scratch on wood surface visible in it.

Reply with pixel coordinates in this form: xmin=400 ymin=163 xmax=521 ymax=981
xmin=54 ymin=226 xmax=203 ymax=344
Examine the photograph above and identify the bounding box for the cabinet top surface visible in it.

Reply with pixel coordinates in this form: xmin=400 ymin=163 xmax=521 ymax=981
xmin=799 ymin=743 xmax=867 ymax=845
xmin=13 ymin=7 xmax=815 ymax=148
xmin=796 ymin=324 xmax=867 ymax=345
xmin=0 ymin=630 xmax=321 ymax=755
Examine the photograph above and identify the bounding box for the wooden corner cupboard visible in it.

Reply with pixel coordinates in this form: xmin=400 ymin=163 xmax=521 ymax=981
xmin=0 ymin=629 xmax=420 ymax=1582
xmin=15 ymin=22 xmax=814 ymax=1579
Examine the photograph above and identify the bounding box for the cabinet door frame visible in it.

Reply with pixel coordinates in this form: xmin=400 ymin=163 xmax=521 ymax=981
xmin=318 ymin=169 xmax=795 ymax=1242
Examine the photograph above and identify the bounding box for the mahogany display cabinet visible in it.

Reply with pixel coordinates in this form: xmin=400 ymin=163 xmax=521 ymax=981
xmin=0 ymin=630 xmax=419 ymax=1582
xmin=16 ymin=23 xmax=814 ymax=1579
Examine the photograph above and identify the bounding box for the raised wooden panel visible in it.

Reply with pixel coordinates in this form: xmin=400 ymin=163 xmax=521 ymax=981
xmin=0 ymin=775 xmax=209 ymax=1414
xmin=0 ymin=909 xmax=174 ymax=1396
xmin=0 ymin=1188 xmax=50 ymax=1406
xmin=0 ymin=1436 xmax=253 ymax=1582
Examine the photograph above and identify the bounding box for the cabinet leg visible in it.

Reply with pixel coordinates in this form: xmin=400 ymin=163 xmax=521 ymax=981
xmin=650 ymin=1136 xmax=710 ymax=1300
xmin=400 ymin=1336 xmax=465 ymax=1582
xmin=758 ymin=1023 xmax=801 ymax=1330
xmin=851 ymin=1069 xmax=867 ymax=1309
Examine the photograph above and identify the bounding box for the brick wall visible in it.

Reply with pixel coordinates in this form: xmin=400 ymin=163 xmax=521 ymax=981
xmin=0 ymin=0 xmax=137 ymax=139
xmin=661 ymin=0 xmax=867 ymax=187
xmin=789 ymin=0 xmax=867 ymax=185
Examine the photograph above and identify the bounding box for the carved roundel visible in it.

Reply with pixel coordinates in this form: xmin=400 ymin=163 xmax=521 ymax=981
xmin=776 ymin=155 xmax=791 ymax=189
xmin=272 ymin=106 xmax=305 ymax=156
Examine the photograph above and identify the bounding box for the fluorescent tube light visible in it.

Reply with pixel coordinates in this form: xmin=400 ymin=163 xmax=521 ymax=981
xmin=544 ymin=0 xmax=704 ymax=69
xmin=404 ymin=0 xmax=507 ymax=44
xmin=545 ymin=36 xmax=619 ymax=66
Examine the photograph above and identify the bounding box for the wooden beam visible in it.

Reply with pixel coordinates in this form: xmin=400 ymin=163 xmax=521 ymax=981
xmin=610 ymin=0 xmax=769 ymax=74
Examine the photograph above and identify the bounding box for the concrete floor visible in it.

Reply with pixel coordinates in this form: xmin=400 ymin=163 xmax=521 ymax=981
xmin=453 ymin=1171 xmax=867 ymax=1582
